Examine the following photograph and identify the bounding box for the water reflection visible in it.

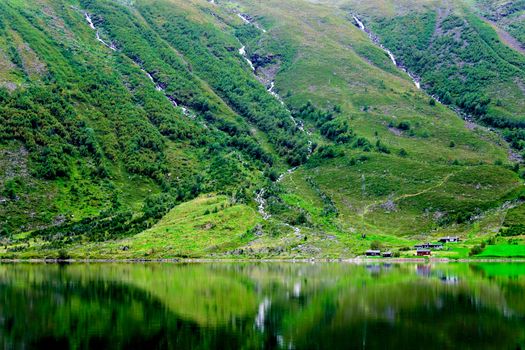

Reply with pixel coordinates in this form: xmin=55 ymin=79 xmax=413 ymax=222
xmin=0 ymin=262 xmax=524 ymax=349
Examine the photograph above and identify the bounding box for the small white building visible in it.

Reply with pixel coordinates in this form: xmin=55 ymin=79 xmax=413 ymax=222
xmin=438 ymin=236 xmax=459 ymax=243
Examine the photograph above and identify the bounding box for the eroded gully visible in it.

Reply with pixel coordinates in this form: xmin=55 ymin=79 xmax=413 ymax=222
xmin=233 ymin=10 xmax=312 ymax=231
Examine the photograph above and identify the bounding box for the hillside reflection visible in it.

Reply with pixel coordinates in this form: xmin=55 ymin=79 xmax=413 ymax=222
xmin=0 ymin=262 xmax=524 ymax=349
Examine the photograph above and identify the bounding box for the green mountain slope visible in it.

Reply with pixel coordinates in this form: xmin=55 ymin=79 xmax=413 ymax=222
xmin=0 ymin=0 xmax=524 ymax=259
xmin=342 ymin=0 xmax=525 ymax=155
xmin=471 ymin=0 xmax=525 ymax=49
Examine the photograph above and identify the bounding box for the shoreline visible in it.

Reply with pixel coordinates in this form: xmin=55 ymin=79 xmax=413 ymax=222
xmin=1 ymin=257 xmax=525 ymax=264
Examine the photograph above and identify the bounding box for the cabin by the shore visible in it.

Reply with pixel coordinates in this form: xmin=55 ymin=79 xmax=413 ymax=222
xmin=416 ymin=249 xmax=431 ymax=256
xmin=414 ymin=243 xmax=443 ymax=250
xmin=382 ymin=251 xmax=393 ymax=258
xmin=365 ymin=250 xmax=381 ymax=257
xmin=438 ymin=236 xmax=459 ymax=243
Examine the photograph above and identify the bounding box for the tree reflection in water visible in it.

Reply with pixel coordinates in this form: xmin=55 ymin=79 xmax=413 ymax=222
xmin=0 ymin=262 xmax=524 ymax=349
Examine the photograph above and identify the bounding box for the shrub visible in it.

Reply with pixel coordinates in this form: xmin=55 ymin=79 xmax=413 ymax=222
xmin=352 ymin=137 xmax=372 ymax=151
xmin=142 ymin=193 xmax=175 ymax=219
xmin=469 ymin=244 xmax=484 ymax=256
xmin=397 ymin=121 xmax=411 ymax=131
xmin=318 ymin=145 xmax=343 ymax=159
xmin=375 ymin=139 xmax=390 ymax=154
xmin=57 ymin=249 xmax=70 ymax=260
xmin=370 ymin=240 xmax=382 ymax=250
xmin=2 ymin=178 xmax=22 ymax=200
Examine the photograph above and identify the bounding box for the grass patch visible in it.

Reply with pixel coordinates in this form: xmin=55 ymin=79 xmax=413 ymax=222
xmin=477 ymin=244 xmax=525 ymax=258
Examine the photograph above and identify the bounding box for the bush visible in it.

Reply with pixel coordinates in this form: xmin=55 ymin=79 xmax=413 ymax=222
xmin=318 ymin=145 xmax=343 ymax=159
xmin=352 ymin=137 xmax=372 ymax=151
xmin=397 ymin=121 xmax=411 ymax=131
xmin=2 ymin=178 xmax=22 ymax=200
xmin=57 ymin=249 xmax=70 ymax=260
xmin=500 ymin=224 xmax=525 ymax=236
xmin=142 ymin=193 xmax=175 ymax=219
xmin=370 ymin=240 xmax=382 ymax=250
xmin=469 ymin=244 xmax=484 ymax=256
xmin=375 ymin=139 xmax=390 ymax=154
xmin=291 ymin=211 xmax=308 ymax=225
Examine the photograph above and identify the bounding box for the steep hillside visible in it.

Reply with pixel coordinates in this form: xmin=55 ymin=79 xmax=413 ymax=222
xmin=0 ymin=0 xmax=297 ymax=245
xmin=0 ymin=0 xmax=524 ymax=259
xmin=472 ymin=0 xmax=525 ymax=49
xmin=341 ymin=0 xmax=525 ymax=158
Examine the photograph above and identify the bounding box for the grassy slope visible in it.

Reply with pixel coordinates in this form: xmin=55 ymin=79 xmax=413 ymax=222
xmin=1 ymin=0 xmax=524 ymax=258
xmin=342 ymin=0 xmax=525 ymax=126
xmin=211 ymin=0 xmax=523 ymax=258
xmin=0 ymin=0 xmax=163 ymax=229
xmin=0 ymin=0 xmax=273 ymax=251
xmin=469 ymin=0 xmax=525 ymax=48
xmin=79 ymin=195 xmax=260 ymax=259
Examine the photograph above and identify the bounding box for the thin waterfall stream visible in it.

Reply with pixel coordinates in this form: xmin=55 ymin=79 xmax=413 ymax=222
xmin=233 ymin=11 xmax=312 ymax=229
xmin=84 ymin=11 xmax=196 ymax=119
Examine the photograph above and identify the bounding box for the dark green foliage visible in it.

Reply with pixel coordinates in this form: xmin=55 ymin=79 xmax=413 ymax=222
xmin=0 ymin=225 xmax=12 ymax=238
xmin=0 ymin=85 xmax=76 ymax=180
xmin=2 ymin=178 xmax=23 ymax=200
xmin=375 ymin=139 xmax=390 ymax=154
xmin=500 ymin=224 xmax=525 ymax=236
xmin=352 ymin=137 xmax=372 ymax=151
xmin=229 ymin=136 xmax=274 ymax=165
xmin=397 ymin=121 xmax=411 ymax=131
xmin=469 ymin=244 xmax=484 ymax=256
xmin=370 ymin=240 xmax=382 ymax=250
xmin=348 ymin=155 xmax=369 ymax=166
xmin=317 ymin=145 xmax=344 ymax=159
xmin=57 ymin=249 xmax=70 ymax=260
xmin=121 ymin=1 xmax=310 ymax=166
xmin=264 ymin=167 xmax=280 ymax=182
xmin=373 ymin=9 xmax=525 ymax=143
xmin=295 ymin=102 xmax=355 ymax=143
xmin=291 ymin=211 xmax=308 ymax=226
xmin=142 ymin=193 xmax=176 ymax=220
xmin=503 ymin=128 xmax=525 ymax=151
xmin=29 ymin=210 xmax=147 ymax=244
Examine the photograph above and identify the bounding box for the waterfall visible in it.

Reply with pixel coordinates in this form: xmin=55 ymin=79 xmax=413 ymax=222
xmin=352 ymin=15 xmax=420 ymax=89
xmin=239 ymin=46 xmax=255 ymax=71
xmin=85 ymin=12 xmax=116 ymax=51
xmin=238 ymin=13 xmax=267 ymax=33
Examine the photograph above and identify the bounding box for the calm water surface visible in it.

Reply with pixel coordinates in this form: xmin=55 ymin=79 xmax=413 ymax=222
xmin=0 ymin=262 xmax=524 ymax=349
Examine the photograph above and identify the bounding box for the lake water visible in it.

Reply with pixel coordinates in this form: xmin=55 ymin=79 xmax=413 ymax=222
xmin=0 ymin=262 xmax=524 ymax=349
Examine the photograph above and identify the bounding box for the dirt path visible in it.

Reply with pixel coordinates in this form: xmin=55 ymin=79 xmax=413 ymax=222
xmin=360 ymin=172 xmax=457 ymax=219
xmin=482 ymin=17 xmax=525 ymax=55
